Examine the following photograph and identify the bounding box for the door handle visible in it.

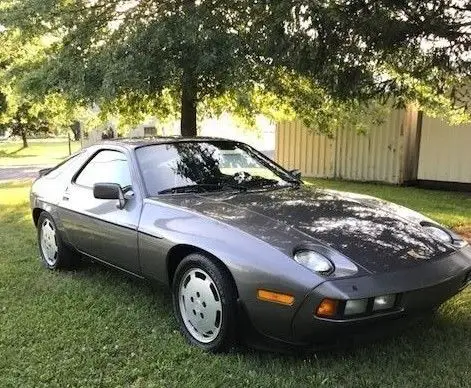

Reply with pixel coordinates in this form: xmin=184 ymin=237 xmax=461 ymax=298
xmin=62 ymin=194 xmax=70 ymax=201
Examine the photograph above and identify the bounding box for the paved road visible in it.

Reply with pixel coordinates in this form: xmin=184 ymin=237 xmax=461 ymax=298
xmin=0 ymin=165 xmax=48 ymax=182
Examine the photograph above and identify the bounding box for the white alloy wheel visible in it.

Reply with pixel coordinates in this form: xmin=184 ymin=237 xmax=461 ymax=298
xmin=178 ymin=268 xmax=223 ymax=343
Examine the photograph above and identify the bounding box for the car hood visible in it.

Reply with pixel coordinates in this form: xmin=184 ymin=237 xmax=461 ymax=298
xmin=154 ymin=187 xmax=453 ymax=273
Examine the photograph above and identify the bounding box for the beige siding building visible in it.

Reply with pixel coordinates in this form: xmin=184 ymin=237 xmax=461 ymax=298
xmin=418 ymin=116 xmax=471 ymax=185
xmin=276 ymin=109 xmax=471 ymax=187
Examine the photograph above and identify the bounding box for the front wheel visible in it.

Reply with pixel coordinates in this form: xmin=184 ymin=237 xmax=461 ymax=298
xmin=172 ymin=253 xmax=238 ymax=352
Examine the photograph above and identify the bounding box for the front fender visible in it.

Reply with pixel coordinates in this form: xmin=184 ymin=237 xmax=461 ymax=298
xmin=138 ymin=199 xmax=322 ymax=342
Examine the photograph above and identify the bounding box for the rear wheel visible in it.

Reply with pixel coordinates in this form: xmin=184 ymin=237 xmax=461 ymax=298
xmin=172 ymin=253 xmax=238 ymax=352
xmin=37 ymin=212 xmax=79 ymax=270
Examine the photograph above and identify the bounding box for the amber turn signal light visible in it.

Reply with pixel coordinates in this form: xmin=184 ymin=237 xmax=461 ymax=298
xmin=257 ymin=289 xmax=295 ymax=306
xmin=316 ymin=298 xmax=339 ymax=318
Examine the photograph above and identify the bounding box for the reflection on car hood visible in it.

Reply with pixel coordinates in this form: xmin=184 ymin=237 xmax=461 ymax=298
xmin=154 ymin=187 xmax=453 ymax=273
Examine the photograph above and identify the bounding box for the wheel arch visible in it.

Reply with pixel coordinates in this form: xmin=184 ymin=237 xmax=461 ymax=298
xmin=32 ymin=207 xmax=44 ymax=226
xmin=166 ymin=244 xmax=239 ymax=298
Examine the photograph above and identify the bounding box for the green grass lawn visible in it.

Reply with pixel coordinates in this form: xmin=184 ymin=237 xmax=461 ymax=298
xmin=1 ymin=181 xmax=470 ymax=387
xmin=0 ymin=139 xmax=81 ymax=166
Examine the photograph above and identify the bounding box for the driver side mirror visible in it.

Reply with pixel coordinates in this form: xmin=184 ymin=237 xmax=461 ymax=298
xmin=289 ymin=169 xmax=302 ymax=180
xmin=93 ymin=183 xmax=129 ymax=209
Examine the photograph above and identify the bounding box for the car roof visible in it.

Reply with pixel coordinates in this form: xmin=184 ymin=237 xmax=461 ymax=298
xmin=95 ymin=136 xmax=239 ymax=150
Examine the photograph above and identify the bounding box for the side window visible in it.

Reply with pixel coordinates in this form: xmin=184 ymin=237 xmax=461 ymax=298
xmin=47 ymin=152 xmax=82 ymax=179
xmin=75 ymin=150 xmax=132 ymax=189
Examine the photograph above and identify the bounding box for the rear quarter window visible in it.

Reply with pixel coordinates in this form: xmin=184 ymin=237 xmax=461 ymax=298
xmin=45 ymin=151 xmax=87 ymax=179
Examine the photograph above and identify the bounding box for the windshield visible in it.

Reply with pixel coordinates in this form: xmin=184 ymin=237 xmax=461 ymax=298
xmin=136 ymin=141 xmax=296 ymax=196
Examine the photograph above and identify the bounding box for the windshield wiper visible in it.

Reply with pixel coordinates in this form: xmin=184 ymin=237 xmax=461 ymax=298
xmin=238 ymin=177 xmax=291 ymax=190
xmin=158 ymin=184 xmax=215 ymax=194
xmin=158 ymin=183 xmax=247 ymax=195
xmin=218 ymin=182 xmax=248 ymax=192
xmin=287 ymin=179 xmax=302 ymax=187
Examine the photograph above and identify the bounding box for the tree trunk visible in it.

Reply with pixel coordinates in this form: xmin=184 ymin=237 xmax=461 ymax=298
xmin=180 ymin=66 xmax=198 ymax=137
xmin=180 ymin=0 xmax=198 ymax=137
xmin=21 ymin=129 xmax=28 ymax=148
xmin=71 ymin=121 xmax=81 ymax=141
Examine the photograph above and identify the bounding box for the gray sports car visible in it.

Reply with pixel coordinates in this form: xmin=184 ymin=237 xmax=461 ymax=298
xmin=30 ymin=137 xmax=471 ymax=352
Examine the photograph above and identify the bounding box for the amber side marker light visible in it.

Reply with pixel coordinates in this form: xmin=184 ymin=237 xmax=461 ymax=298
xmin=316 ymin=298 xmax=339 ymax=318
xmin=257 ymin=289 xmax=295 ymax=306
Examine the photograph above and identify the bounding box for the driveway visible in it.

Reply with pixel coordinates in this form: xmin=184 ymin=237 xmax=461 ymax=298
xmin=0 ymin=165 xmax=48 ymax=182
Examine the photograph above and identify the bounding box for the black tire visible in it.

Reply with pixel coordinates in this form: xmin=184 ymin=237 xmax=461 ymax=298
xmin=37 ymin=212 xmax=79 ymax=270
xmin=172 ymin=253 xmax=238 ymax=352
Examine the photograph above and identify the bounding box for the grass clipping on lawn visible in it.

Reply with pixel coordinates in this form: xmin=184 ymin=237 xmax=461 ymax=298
xmin=0 ymin=182 xmax=470 ymax=387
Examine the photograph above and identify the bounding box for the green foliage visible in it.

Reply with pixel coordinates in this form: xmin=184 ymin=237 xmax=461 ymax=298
xmin=1 ymin=1 xmax=470 ymax=135
xmin=387 ymin=71 xmax=471 ymax=124
xmin=0 ymin=28 xmax=103 ymax=141
xmin=0 ymin=102 xmax=50 ymax=140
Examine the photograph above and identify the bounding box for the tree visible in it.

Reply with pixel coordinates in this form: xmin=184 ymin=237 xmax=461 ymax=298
xmin=0 ymin=28 xmax=104 ymax=145
xmin=1 ymin=1 xmax=470 ymax=137
xmin=0 ymin=102 xmax=50 ymax=148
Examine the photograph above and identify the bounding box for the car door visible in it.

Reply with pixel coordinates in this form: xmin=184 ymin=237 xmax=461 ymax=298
xmin=58 ymin=148 xmax=142 ymax=275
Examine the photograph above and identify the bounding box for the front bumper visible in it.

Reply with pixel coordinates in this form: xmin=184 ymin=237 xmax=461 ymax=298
xmin=291 ymin=246 xmax=471 ymax=346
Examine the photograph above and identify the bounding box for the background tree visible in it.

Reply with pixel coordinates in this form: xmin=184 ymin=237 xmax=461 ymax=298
xmin=1 ymin=1 xmax=470 ymax=137
xmin=0 ymin=28 xmax=103 ymax=145
xmin=0 ymin=102 xmax=50 ymax=148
